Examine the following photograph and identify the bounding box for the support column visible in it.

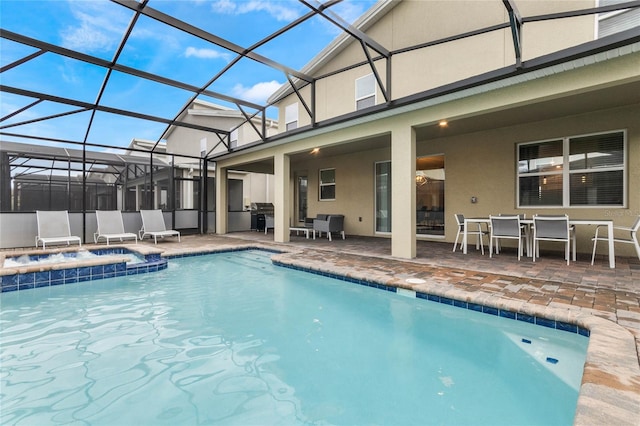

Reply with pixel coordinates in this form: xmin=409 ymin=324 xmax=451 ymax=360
xmin=273 ymin=152 xmax=291 ymax=243
xmin=215 ymin=166 xmax=228 ymax=234
xmin=391 ymin=125 xmax=416 ymax=258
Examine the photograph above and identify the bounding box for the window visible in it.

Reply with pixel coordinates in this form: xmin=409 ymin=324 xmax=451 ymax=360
xmin=355 ymin=73 xmax=375 ymax=110
xmin=230 ymin=129 xmax=238 ymax=149
xmin=319 ymin=168 xmax=335 ymax=201
xmin=285 ymin=103 xmax=298 ymax=131
xmin=597 ymin=0 xmax=640 ymax=38
xmin=518 ymin=130 xmax=625 ymax=207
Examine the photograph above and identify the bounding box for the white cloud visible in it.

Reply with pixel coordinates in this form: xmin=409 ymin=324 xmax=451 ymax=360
xmin=211 ymin=0 xmax=300 ymax=21
xmin=211 ymin=0 xmax=236 ymax=14
xmin=318 ymin=0 xmax=373 ymax=36
xmin=232 ymin=80 xmax=282 ymax=104
xmin=61 ymin=1 xmax=129 ymax=52
xmin=331 ymin=1 xmax=370 ymax=25
xmin=185 ymin=47 xmax=231 ymax=62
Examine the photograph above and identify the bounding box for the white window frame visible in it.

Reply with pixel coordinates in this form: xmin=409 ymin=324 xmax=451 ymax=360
xmin=517 ymin=129 xmax=627 ymax=208
xmin=230 ymin=128 xmax=238 ymax=149
xmin=285 ymin=103 xmax=298 ymax=131
xmin=319 ymin=168 xmax=336 ymax=201
xmin=355 ymin=73 xmax=376 ymax=110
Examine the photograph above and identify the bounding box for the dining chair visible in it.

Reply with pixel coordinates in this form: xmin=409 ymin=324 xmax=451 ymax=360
xmin=489 ymin=215 xmax=524 ymax=261
xmin=453 ymin=214 xmax=487 ymax=255
xmin=591 ymin=215 xmax=640 ymax=265
xmin=494 ymin=213 xmax=529 ymax=256
xmin=532 ymin=214 xmax=575 ymax=265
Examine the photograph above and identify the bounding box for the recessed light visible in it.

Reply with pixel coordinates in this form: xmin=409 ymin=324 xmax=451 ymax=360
xmin=438 ymin=120 xmax=448 ymax=128
xmin=311 ymin=148 xmax=320 ymax=154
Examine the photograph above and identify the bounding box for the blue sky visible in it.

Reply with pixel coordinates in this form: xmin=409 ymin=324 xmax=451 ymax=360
xmin=0 ymin=0 xmax=378 ymax=149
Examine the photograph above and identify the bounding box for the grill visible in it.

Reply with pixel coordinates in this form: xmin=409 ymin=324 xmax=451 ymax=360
xmin=250 ymin=202 xmax=274 ymax=231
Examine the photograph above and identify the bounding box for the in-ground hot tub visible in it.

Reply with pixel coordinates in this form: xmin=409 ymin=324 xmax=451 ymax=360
xmin=0 ymin=247 xmax=167 ymax=292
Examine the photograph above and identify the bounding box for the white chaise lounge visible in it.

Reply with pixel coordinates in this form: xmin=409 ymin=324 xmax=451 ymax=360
xmin=139 ymin=210 xmax=180 ymax=244
xmin=94 ymin=210 xmax=138 ymax=245
xmin=35 ymin=210 xmax=82 ymax=250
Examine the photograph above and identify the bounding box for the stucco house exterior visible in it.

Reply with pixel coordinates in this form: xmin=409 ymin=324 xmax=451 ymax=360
xmin=210 ymin=0 xmax=640 ymax=260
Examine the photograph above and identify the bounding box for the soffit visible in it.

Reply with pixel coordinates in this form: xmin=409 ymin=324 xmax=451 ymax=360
xmin=414 ymin=78 xmax=640 ymax=141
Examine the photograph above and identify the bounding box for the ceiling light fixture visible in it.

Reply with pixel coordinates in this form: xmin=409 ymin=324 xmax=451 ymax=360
xmin=311 ymin=148 xmax=320 ymax=154
xmin=438 ymin=120 xmax=448 ymax=128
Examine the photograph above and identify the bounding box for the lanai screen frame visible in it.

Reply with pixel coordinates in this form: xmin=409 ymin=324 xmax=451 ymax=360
xmin=1 ymin=0 xmax=639 ymax=225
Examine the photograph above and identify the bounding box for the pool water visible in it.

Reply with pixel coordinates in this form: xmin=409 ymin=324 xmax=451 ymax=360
xmin=0 ymin=250 xmax=587 ymax=425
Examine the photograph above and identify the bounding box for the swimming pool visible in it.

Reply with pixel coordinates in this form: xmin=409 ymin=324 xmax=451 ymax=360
xmin=0 ymin=250 xmax=588 ymax=425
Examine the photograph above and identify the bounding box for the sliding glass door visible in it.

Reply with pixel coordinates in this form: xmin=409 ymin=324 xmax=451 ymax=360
xmin=375 ymin=161 xmax=391 ymax=233
xmin=416 ymin=155 xmax=445 ymax=236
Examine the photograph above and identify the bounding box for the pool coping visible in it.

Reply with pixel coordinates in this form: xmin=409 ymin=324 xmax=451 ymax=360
xmin=1 ymin=244 xmax=638 ymax=424
xmin=0 ymin=246 xmax=167 ymax=291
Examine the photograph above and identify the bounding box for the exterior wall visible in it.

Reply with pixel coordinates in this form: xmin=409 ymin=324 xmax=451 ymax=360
xmin=291 ymin=145 xmax=390 ymax=236
xmin=391 ymin=30 xmax=510 ymax=99
xmin=518 ymin=1 xmax=595 ymax=60
xmin=166 ymin=113 xmax=243 ymax=159
xmin=274 ymin=0 xmax=597 ymax=127
xmin=246 ymin=173 xmax=274 ymax=205
xmin=166 ymin=109 xmax=276 ymax=159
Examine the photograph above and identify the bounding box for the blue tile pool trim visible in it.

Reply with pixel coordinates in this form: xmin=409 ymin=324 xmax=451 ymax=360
xmin=415 ymin=291 xmax=589 ymax=337
xmin=274 ymin=261 xmax=398 ymax=293
xmin=163 ymin=246 xmax=282 ymax=260
xmin=1 ymin=250 xmax=167 ymax=293
xmin=272 ymin=259 xmax=589 ymax=338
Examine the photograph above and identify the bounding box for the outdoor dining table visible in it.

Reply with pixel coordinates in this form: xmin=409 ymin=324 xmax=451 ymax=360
xmin=462 ymin=217 xmax=616 ymax=269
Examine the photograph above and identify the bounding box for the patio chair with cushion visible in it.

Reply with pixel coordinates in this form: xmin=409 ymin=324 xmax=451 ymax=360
xmin=35 ymin=210 xmax=82 ymax=250
xmin=139 ymin=209 xmax=180 ymax=244
xmin=453 ymin=214 xmax=487 ymax=255
xmin=94 ymin=210 xmax=138 ymax=245
xmin=533 ymin=214 xmax=575 ymax=265
xmin=313 ymin=214 xmax=345 ymax=241
xmin=591 ymin=215 xmax=640 ymax=265
xmin=489 ymin=215 xmax=524 ymax=261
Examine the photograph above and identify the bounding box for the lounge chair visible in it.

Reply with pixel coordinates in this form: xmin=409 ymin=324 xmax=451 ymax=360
xmin=35 ymin=210 xmax=82 ymax=250
xmin=139 ymin=210 xmax=180 ymax=244
xmin=94 ymin=210 xmax=138 ymax=245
